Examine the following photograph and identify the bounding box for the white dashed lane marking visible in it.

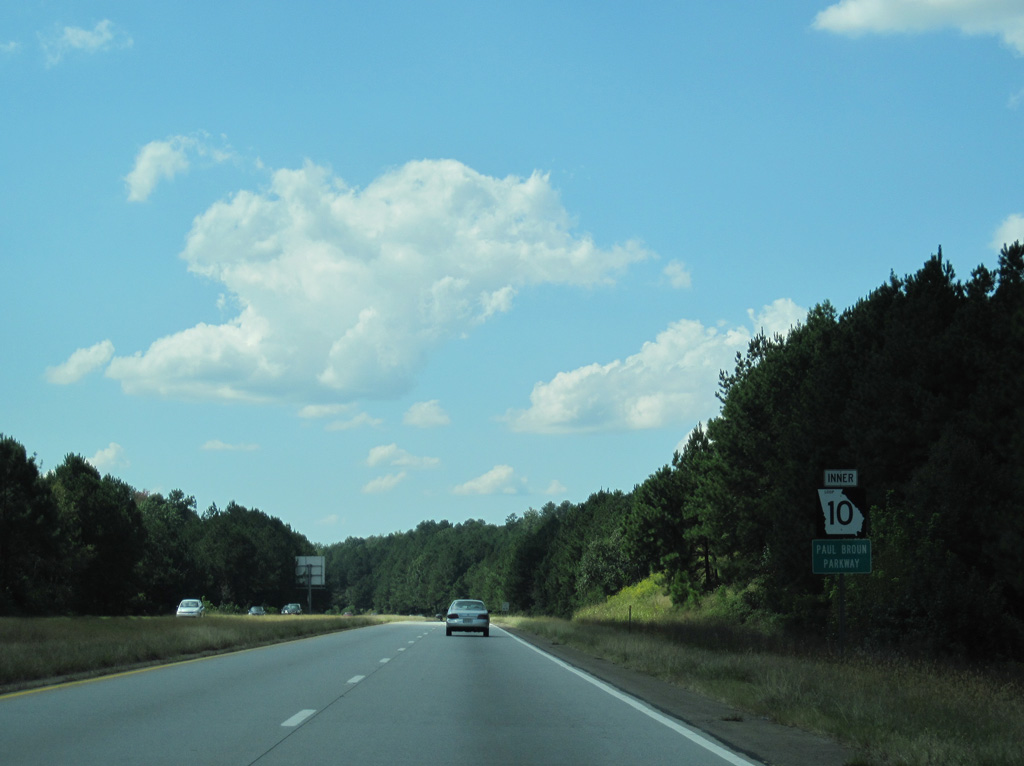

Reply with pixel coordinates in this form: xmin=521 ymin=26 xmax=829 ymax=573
xmin=281 ymin=709 xmax=316 ymax=727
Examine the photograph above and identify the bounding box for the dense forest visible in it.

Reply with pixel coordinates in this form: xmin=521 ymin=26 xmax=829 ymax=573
xmin=2 ymin=244 xmax=1022 ymax=659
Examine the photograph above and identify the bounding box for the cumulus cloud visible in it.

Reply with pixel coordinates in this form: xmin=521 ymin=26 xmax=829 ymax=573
xmin=104 ymin=158 xmax=648 ymax=404
xmin=663 ymin=260 xmax=692 ymax=289
xmin=544 ymin=479 xmax=568 ymax=495
xmin=362 ymin=472 xmax=406 ymax=494
xmin=748 ymin=297 xmax=809 ymax=337
xmin=992 ymin=213 xmax=1024 ymax=250
xmin=366 ymin=443 xmax=440 ymax=469
xmin=404 ymin=400 xmax=451 ymax=427
xmin=325 ymin=412 xmax=383 ymax=431
xmin=453 ymin=465 xmax=519 ymax=495
xmin=813 ymin=0 xmax=1024 ymax=54
xmin=41 ymin=19 xmax=132 ymax=67
xmin=88 ymin=442 xmax=128 ymax=471
xmin=298 ymin=403 xmax=351 ymax=418
xmin=297 ymin=403 xmax=381 ymax=430
xmin=124 ymin=133 xmax=234 ymax=202
xmin=504 ymin=299 xmax=806 ymax=433
xmin=45 ymin=340 xmax=115 ymax=384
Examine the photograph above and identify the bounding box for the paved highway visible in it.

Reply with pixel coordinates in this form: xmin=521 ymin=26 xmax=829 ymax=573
xmin=0 ymin=622 xmax=761 ymax=765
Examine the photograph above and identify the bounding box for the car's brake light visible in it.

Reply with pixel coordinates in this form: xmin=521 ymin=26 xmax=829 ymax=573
xmin=447 ymin=613 xmax=458 ymax=619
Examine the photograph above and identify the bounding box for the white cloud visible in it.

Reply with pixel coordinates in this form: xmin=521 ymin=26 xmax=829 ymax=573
xmin=124 ymin=138 xmax=192 ymax=202
xmin=813 ymin=0 xmax=1024 ymax=55
xmin=663 ymin=260 xmax=692 ymax=289
xmin=296 ymin=402 xmax=381 ymax=430
xmin=505 ymin=299 xmax=805 ymax=433
xmin=362 ymin=472 xmax=406 ymax=494
xmin=325 ymin=412 xmax=383 ymax=431
xmin=748 ymin=297 xmax=809 ymax=337
xmin=404 ymin=400 xmax=451 ymax=427
xmin=992 ymin=213 xmax=1024 ymax=250
xmin=104 ymin=158 xmax=649 ymax=404
xmin=1 ymin=41 xmax=21 ymax=55
xmin=88 ymin=442 xmax=127 ymax=471
xmin=478 ymin=285 xmax=517 ymax=321
xmin=453 ymin=465 xmax=519 ymax=495
xmin=366 ymin=443 xmax=439 ymax=469
xmin=106 ymin=307 xmax=279 ymax=402
xmin=544 ymin=479 xmax=568 ymax=495
xmin=41 ymin=20 xmax=132 ymax=67
xmin=124 ymin=133 xmax=234 ymax=202
xmin=201 ymin=440 xmax=259 ymax=451
xmin=45 ymin=340 xmax=114 ymax=384
xmin=298 ymin=403 xmax=351 ymax=418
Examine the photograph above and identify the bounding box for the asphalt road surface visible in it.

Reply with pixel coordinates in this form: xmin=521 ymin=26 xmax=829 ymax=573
xmin=0 ymin=622 xmax=763 ymax=766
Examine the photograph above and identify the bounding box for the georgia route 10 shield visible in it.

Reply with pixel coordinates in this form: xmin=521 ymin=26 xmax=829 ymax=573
xmin=817 ymin=487 xmax=868 ymax=537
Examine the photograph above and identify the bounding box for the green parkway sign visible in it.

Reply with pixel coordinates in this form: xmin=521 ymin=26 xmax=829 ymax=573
xmin=812 ymin=539 xmax=872 ymax=574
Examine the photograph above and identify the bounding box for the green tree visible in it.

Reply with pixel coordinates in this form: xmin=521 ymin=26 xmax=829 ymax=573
xmin=0 ymin=436 xmax=64 ymax=613
xmin=196 ymin=501 xmax=309 ymax=609
xmin=137 ymin=490 xmax=203 ymax=612
xmin=47 ymin=455 xmax=146 ymax=614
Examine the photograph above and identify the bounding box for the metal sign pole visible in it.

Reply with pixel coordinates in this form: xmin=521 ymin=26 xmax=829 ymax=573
xmin=839 ymin=573 xmax=845 ymax=658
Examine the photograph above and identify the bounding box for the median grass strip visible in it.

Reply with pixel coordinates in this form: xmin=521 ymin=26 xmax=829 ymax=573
xmin=498 ymin=580 xmax=1024 ymax=766
xmin=0 ymin=614 xmax=397 ymax=693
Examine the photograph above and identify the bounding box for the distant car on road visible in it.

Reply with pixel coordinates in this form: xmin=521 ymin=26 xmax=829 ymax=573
xmin=445 ymin=599 xmax=489 ymax=637
xmin=281 ymin=603 xmax=302 ymax=615
xmin=176 ymin=599 xmax=204 ymax=618
xmin=247 ymin=606 xmax=266 ymax=616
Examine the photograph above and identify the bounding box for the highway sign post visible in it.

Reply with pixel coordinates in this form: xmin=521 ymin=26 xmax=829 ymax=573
xmin=815 ymin=469 xmax=871 ymax=656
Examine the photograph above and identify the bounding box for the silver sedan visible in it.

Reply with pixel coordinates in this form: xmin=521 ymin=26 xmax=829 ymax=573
xmin=445 ymin=599 xmax=490 ymax=637
xmin=176 ymin=598 xmax=204 ymax=618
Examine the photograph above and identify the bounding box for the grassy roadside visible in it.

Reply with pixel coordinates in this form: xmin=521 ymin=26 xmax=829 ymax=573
xmin=0 ymin=614 xmax=405 ymax=694
xmin=497 ymin=580 xmax=1024 ymax=766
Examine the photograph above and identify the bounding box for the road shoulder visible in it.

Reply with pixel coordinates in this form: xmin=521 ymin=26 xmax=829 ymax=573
xmin=503 ymin=626 xmax=861 ymax=766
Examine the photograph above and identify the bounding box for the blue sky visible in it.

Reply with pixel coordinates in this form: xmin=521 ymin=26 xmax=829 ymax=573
xmin=3 ymin=2 xmax=1023 ymax=543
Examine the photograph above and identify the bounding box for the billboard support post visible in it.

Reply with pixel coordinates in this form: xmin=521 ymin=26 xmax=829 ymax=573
xmin=295 ymin=556 xmax=325 ymax=614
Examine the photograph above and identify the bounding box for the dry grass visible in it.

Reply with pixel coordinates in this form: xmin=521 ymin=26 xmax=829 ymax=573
xmin=0 ymin=614 xmax=402 ymax=693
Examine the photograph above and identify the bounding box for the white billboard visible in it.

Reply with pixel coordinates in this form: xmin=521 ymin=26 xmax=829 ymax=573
xmin=295 ymin=556 xmax=325 ymax=587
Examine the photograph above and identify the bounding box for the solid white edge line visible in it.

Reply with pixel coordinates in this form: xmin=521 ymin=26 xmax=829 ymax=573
xmin=501 ymin=627 xmax=762 ymax=766
xmin=281 ymin=709 xmax=316 ymax=727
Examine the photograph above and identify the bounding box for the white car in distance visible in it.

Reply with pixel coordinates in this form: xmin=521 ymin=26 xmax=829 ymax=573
xmin=176 ymin=599 xmax=204 ymax=618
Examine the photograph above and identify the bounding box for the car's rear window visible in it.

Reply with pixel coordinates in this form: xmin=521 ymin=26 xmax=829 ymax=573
xmin=454 ymin=601 xmax=485 ymax=610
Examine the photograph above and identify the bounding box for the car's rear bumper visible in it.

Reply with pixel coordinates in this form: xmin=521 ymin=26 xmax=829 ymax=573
xmin=446 ymin=621 xmax=489 ymax=631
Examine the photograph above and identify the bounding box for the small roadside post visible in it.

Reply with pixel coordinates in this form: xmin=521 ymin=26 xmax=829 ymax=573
xmin=814 ymin=469 xmax=870 ymax=656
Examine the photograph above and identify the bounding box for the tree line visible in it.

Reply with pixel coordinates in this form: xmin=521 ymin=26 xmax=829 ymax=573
xmin=0 ymin=449 xmax=316 ymax=615
xmin=3 ymin=244 xmax=1022 ymax=658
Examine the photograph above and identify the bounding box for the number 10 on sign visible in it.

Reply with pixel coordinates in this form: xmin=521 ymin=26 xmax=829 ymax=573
xmin=817 ymin=489 xmax=866 ymax=536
